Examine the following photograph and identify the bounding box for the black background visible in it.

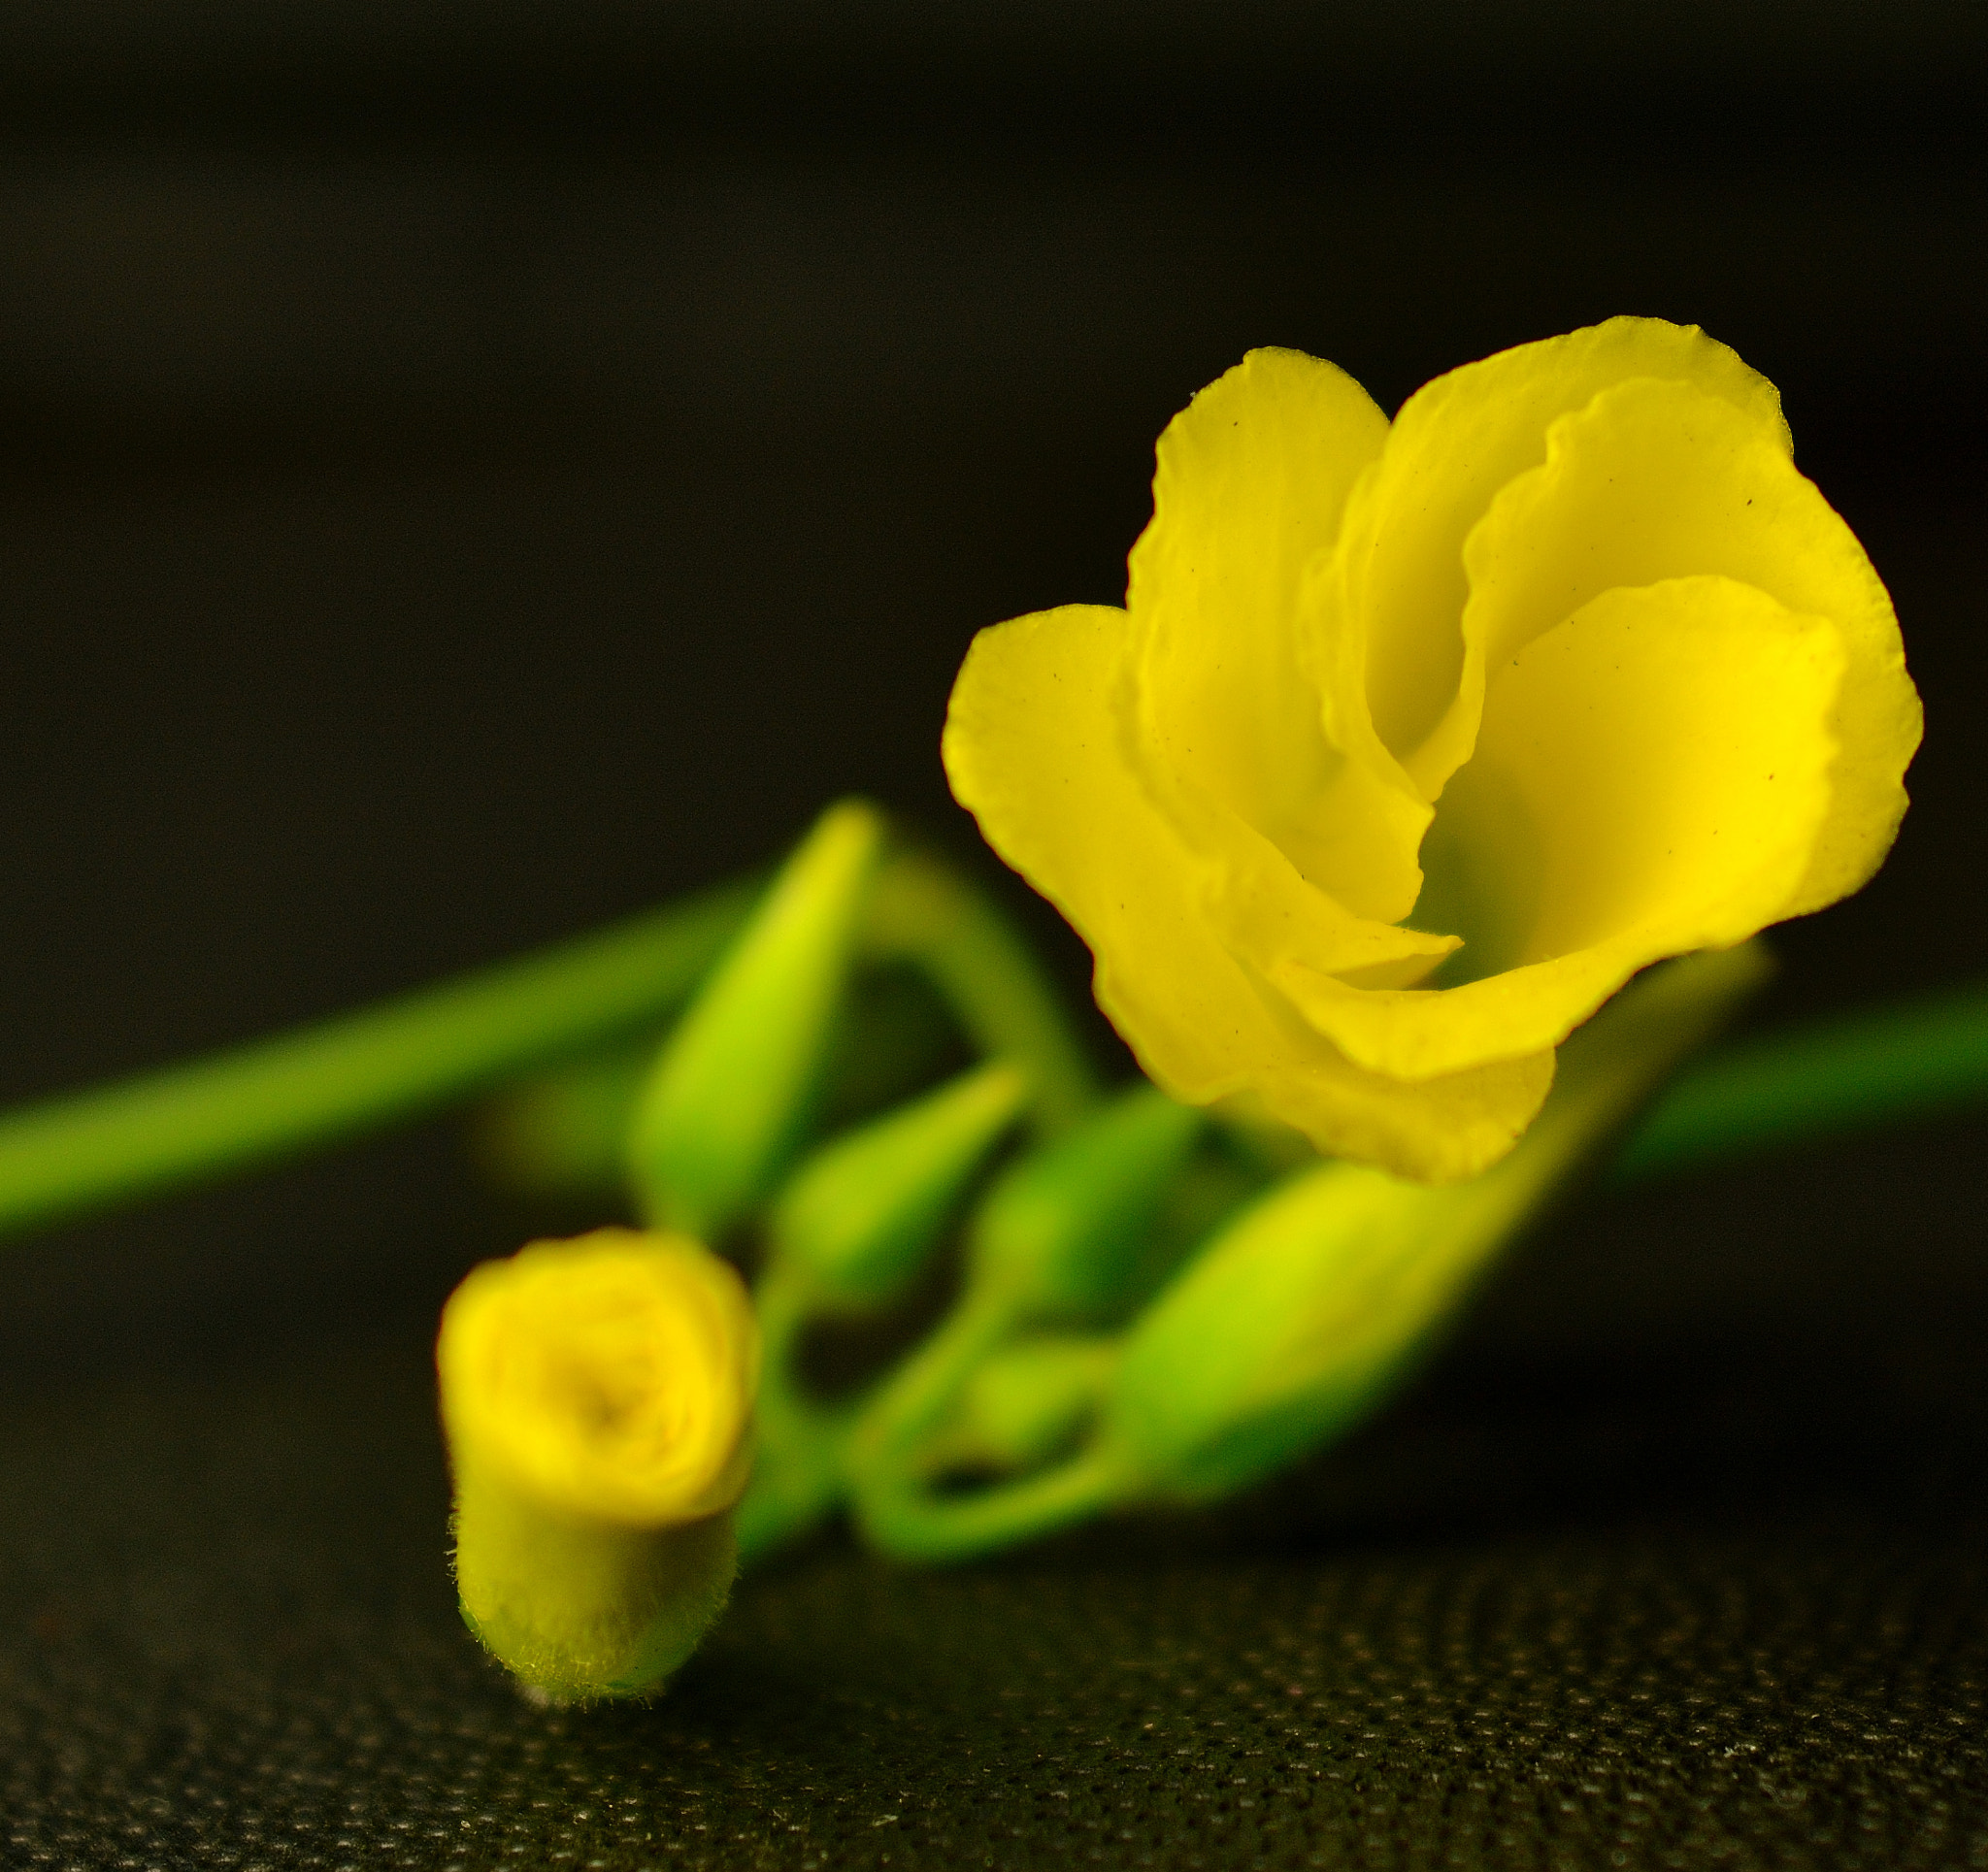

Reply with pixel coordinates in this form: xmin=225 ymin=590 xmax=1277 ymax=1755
xmin=3 ymin=7 xmax=1987 ymax=1867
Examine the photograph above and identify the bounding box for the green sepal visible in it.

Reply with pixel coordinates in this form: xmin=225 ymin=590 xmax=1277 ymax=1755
xmin=968 ymin=1083 xmax=1205 ymax=1322
xmin=1101 ymin=943 xmax=1773 ymax=1503
xmin=625 ymin=800 xmax=884 ymax=1237
xmin=451 ymin=1468 xmax=739 ymax=1703
xmin=771 ymin=1060 xmax=1028 ymax=1311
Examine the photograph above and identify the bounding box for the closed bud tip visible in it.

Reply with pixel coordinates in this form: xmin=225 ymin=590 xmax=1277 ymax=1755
xmin=627 ymin=800 xmax=886 ymax=1236
xmin=772 ymin=1060 xmax=1028 ymax=1310
xmin=969 ymin=1084 xmax=1204 ymax=1322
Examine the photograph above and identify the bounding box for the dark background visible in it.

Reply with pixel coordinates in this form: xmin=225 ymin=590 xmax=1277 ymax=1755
xmin=3 ymin=7 xmax=1986 ymax=1867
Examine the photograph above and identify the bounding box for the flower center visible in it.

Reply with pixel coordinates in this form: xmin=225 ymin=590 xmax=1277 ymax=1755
xmin=1403 ymin=757 xmax=1545 ymax=990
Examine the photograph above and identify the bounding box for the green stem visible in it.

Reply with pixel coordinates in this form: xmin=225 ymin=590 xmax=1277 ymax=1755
xmin=0 ymin=875 xmax=760 ymax=1240
xmin=841 ymin=1281 xmax=1130 ymax=1564
xmin=1614 ymin=981 xmax=1988 ymax=1182
xmin=852 ymin=1441 xmax=1130 ymax=1565
xmin=861 ymin=847 xmax=1100 ymax=1134
xmin=846 ymin=1284 xmax=1022 ymax=1474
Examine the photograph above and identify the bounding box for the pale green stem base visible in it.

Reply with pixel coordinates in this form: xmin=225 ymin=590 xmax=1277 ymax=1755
xmin=452 ymin=1463 xmax=738 ymax=1702
xmin=852 ymin=1443 xmax=1132 ymax=1564
xmin=841 ymin=1284 xmax=1135 ymax=1561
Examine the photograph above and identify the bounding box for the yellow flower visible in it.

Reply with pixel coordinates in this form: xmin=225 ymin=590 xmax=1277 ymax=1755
xmin=437 ymin=1228 xmax=759 ymax=1697
xmin=944 ymin=319 xmax=1919 ymax=1182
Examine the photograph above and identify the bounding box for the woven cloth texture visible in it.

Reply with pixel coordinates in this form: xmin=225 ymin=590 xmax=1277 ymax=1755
xmin=7 ymin=1205 xmax=1988 ymax=1872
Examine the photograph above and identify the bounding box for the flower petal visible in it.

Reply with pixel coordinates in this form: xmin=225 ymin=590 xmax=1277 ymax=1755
xmin=1272 ymin=576 xmax=1846 ymax=1078
xmin=1125 ymin=346 xmax=1424 ymax=923
xmin=1239 ymin=1043 xmax=1555 ymax=1186
xmin=945 ymin=604 xmax=1417 ymax=1084
xmin=944 ymin=602 xmax=1537 ymax=1178
xmin=1342 ymin=316 xmax=1791 ymax=795
xmin=439 ymin=1229 xmax=759 ymax=1527
xmin=1452 ymin=375 xmax=1918 ymax=915
xmin=944 ymin=603 xmax=1291 ymax=1098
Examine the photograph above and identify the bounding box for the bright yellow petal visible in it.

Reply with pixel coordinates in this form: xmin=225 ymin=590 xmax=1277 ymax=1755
xmin=1470 ymin=576 xmax=1844 ymax=964
xmin=1124 ymin=346 xmax=1426 ymax=924
xmin=1343 ymin=316 xmax=1791 ymax=795
xmin=938 ymin=608 xmax=1558 ymax=1176
xmin=945 ymin=603 xmax=1289 ymax=1099
xmin=438 ymin=1230 xmax=759 ymax=1527
xmin=944 ymin=604 xmax=1558 ymax=1180
xmin=1241 ymin=1044 xmax=1555 ymax=1185
xmin=1271 ymin=576 xmax=1845 ymax=1078
xmin=944 ymin=604 xmax=1426 ymax=1088
xmin=1452 ymin=375 xmax=1918 ymax=915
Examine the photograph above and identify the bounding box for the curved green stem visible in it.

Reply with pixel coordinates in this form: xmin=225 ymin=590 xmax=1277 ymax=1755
xmin=0 ymin=875 xmax=759 ymax=1240
xmin=861 ymin=847 xmax=1099 ymax=1134
xmin=841 ymin=1281 xmax=1132 ymax=1564
xmin=1614 ymin=981 xmax=1988 ymax=1182
xmin=851 ymin=1441 xmax=1131 ymax=1565
xmin=845 ymin=1284 xmax=1022 ymax=1473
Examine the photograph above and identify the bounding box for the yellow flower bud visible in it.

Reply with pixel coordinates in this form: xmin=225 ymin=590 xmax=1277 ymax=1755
xmin=436 ymin=1228 xmax=759 ymax=1700
xmin=772 ymin=1060 xmax=1028 ymax=1310
xmin=944 ymin=319 xmax=1919 ymax=1183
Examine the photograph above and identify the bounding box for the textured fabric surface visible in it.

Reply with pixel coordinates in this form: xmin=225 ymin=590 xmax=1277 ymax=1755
xmin=7 ymin=1253 xmax=1988 ymax=1872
